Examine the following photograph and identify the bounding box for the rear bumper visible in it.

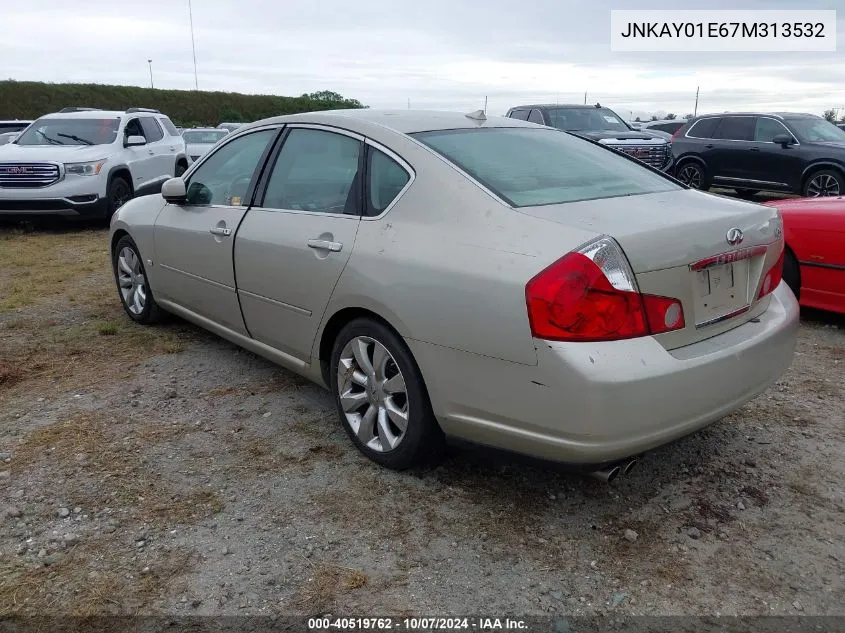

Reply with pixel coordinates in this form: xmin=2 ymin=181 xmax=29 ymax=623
xmin=408 ymin=283 xmax=799 ymax=465
xmin=0 ymin=195 xmax=108 ymax=218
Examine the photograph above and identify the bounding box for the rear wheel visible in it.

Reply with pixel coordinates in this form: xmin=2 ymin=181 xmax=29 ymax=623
xmin=803 ymin=169 xmax=844 ymax=197
xmin=676 ymin=161 xmax=708 ymax=190
xmin=783 ymin=249 xmax=801 ymax=300
xmin=330 ymin=318 xmax=443 ymax=470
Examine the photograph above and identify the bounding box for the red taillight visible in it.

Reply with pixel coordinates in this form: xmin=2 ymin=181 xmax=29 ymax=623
xmin=525 ymin=241 xmax=685 ymax=342
xmin=758 ymin=246 xmax=785 ymax=299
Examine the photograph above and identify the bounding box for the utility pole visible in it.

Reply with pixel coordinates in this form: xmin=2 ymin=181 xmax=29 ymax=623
xmin=694 ymin=86 xmax=700 ymax=117
xmin=584 ymin=91 xmax=587 ymax=105
xmin=407 ymin=98 xmax=410 ymax=109
xmin=147 ymin=59 xmax=154 ymax=89
xmin=188 ymin=0 xmax=199 ymax=90
xmin=484 ymin=95 xmax=488 ymax=114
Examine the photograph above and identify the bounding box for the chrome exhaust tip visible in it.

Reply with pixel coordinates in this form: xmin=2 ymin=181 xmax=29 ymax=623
xmin=622 ymin=458 xmax=638 ymax=475
xmin=589 ymin=465 xmax=621 ymax=483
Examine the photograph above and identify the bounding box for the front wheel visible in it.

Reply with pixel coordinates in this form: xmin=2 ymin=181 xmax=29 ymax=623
xmin=112 ymin=235 xmax=164 ymax=324
xmin=106 ymin=176 xmax=132 ymax=219
xmin=676 ymin=161 xmax=708 ymax=190
xmin=330 ymin=318 xmax=443 ymax=470
xmin=803 ymin=169 xmax=844 ymax=197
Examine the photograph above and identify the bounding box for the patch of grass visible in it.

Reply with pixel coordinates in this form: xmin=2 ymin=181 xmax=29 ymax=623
xmin=12 ymin=412 xmax=223 ymax=527
xmin=0 ymin=542 xmax=196 ymax=616
xmin=289 ymin=563 xmax=369 ymax=612
xmin=97 ymin=323 xmax=119 ymax=336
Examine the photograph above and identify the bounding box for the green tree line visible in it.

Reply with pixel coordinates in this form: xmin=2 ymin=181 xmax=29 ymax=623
xmin=0 ymin=81 xmax=365 ymax=127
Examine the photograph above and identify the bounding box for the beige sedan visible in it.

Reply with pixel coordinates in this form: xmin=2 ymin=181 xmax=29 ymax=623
xmin=109 ymin=109 xmax=798 ymax=479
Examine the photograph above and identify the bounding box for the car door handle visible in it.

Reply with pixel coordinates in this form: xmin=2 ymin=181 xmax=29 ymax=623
xmin=704 ymin=144 xmax=715 ymax=149
xmin=209 ymin=227 xmax=232 ymax=237
xmin=307 ymin=239 xmax=342 ymax=252
xmin=749 ymin=147 xmax=760 ymax=152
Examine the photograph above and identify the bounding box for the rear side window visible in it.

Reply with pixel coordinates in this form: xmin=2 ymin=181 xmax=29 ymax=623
xmin=528 ymin=109 xmax=545 ymax=124
xmin=714 ymin=117 xmax=754 ymax=141
xmin=509 ymin=110 xmax=529 ymax=121
xmin=413 ymin=127 xmax=679 ymax=208
xmin=686 ymin=118 xmax=720 ymax=139
xmin=755 ymin=117 xmax=791 ymax=143
xmin=159 ymin=117 xmax=179 ymax=136
xmin=366 ymin=147 xmax=410 ymax=216
xmin=140 ymin=118 xmax=164 ymax=142
xmin=654 ymin=122 xmax=684 ymax=134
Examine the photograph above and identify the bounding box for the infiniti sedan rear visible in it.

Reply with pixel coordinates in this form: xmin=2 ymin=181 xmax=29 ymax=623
xmin=109 ymin=110 xmax=798 ymax=474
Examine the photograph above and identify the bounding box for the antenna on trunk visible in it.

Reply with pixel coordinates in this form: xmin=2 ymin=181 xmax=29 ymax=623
xmin=465 ymin=109 xmax=487 ymax=122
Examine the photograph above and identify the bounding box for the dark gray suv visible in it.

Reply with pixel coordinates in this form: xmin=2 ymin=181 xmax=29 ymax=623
xmin=671 ymin=112 xmax=845 ymax=197
xmin=505 ymin=104 xmax=673 ymax=172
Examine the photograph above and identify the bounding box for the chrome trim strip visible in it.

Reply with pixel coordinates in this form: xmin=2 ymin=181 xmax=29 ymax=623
xmin=237 ymin=289 xmax=312 ymax=316
xmin=695 ymin=305 xmax=751 ymax=329
xmin=799 ymin=260 xmax=845 ymax=271
xmin=159 ymin=264 xmax=233 ymax=291
xmin=713 ymin=176 xmax=788 ymax=186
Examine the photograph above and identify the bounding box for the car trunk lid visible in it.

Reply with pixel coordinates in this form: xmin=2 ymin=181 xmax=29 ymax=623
xmin=517 ymin=189 xmax=784 ymax=349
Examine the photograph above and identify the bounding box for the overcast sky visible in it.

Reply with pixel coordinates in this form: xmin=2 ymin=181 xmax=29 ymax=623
xmin=3 ymin=0 xmax=843 ymax=120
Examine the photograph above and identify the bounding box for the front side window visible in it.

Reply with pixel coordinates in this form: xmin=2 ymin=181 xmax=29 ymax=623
xmin=262 ymin=128 xmax=362 ymax=214
xmin=140 ymin=118 xmax=164 ymax=143
xmin=366 ymin=148 xmax=410 ymax=216
xmin=754 ymin=118 xmax=791 ymax=143
xmin=185 ymin=129 xmax=276 ymax=206
xmin=714 ymin=117 xmax=755 ymax=141
xmin=545 ymin=107 xmax=629 ymax=133
xmin=16 ymin=117 xmax=120 ymax=146
xmin=413 ymin=127 xmax=679 ymax=207
xmin=786 ymin=118 xmax=845 ymax=143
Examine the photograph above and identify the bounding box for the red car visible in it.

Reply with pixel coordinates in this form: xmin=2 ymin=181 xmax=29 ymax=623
xmin=763 ymin=196 xmax=845 ymax=314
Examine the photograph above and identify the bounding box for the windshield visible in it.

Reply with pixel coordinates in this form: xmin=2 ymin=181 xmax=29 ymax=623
xmin=183 ymin=130 xmax=228 ymax=144
xmin=16 ymin=118 xmax=120 ymax=146
xmin=545 ymin=107 xmax=630 ymax=133
xmin=786 ymin=118 xmax=845 ymax=143
xmin=412 ymin=127 xmax=679 ymax=207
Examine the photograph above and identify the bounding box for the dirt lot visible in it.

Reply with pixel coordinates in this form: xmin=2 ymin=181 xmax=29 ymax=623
xmin=1 ymin=224 xmax=843 ymax=617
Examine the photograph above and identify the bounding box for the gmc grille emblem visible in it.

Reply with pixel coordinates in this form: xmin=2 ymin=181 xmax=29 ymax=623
xmin=3 ymin=166 xmax=32 ymax=175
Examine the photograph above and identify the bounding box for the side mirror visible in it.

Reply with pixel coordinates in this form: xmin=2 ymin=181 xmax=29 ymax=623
xmin=772 ymin=134 xmax=794 ymax=147
xmin=161 ymin=177 xmax=187 ymax=204
xmin=125 ymin=135 xmax=146 ymax=147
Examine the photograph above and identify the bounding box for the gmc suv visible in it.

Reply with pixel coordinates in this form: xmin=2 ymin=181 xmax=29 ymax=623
xmin=0 ymin=107 xmax=188 ymax=219
xmin=671 ymin=112 xmax=845 ymax=197
xmin=506 ymin=104 xmax=673 ymax=171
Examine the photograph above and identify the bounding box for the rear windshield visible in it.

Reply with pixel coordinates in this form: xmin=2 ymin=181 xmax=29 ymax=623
xmin=412 ymin=127 xmax=679 ymax=207
xmin=182 ymin=130 xmax=228 ymax=144
xmin=16 ymin=118 xmax=119 ymax=146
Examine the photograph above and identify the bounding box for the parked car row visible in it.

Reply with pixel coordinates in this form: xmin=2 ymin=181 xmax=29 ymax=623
xmin=0 ymin=107 xmax=243 ymax=219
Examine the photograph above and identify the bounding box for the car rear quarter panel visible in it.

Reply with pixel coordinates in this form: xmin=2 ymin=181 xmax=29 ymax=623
xmin=316 ymin=134 xmax=600 ymax=367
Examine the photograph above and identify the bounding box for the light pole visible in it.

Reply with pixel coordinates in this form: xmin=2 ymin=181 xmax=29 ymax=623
xmin=147 ymin=59 xmax=154 ymax=89
xmin=188 ymin=0 xmax=199 ymax=90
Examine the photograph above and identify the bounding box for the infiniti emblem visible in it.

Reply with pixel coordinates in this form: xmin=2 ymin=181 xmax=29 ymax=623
xmin=726 ymin=227 xmax=744 ymax=246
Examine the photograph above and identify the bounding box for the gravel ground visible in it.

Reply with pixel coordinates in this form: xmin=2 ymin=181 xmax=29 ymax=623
xmin=1 ymin=224 xmax=844 ymax=617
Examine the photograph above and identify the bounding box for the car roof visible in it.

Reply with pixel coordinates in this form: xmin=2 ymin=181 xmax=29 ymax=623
xmin=39 ymin=110 xmax=157 ymax=119
xmin=692 ymin=112 xmax=818 ymax=120
xmin=509 ymin=104 xmax=609 ymax=110
xmin=184 ymin=127 xmax=225 ymax=132
xmin=239 ymin=109 xmax=541 ymax=135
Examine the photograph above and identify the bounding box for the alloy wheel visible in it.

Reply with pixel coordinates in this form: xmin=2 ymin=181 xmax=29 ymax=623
xmin=806 ymin=174 xmax=841 ymax=197
xmin=678 ymin=164 xmax=703 ymax=189
xmin=337 ymin=336 xmax=409 ymax=452
xmin=111 ymin=181 xmax=131 ymax=211
xmin=117 ymin=246 xmax=147 ymax=315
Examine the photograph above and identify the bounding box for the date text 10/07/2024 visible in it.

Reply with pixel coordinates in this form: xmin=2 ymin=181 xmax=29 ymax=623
xmin=308 ymin=617 xmax=528 ymax=631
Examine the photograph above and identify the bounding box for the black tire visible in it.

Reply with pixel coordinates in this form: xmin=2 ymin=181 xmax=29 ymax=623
xmin=330 ymin=317 xmax=444 ymax=470
xmin=675 ymin=160 xmax=709 ymax=190
xmin=803 ymin=168 xmax=844 ymax=197
xmin=111 ymin=235 xmax=164 ymax=324
xmin=735 ymin=189 xmax=759 ymax=199
xmin=783 ymin=249 xmax=801 ymax=300
xmin=107 ymin=176 xmax=132 ymax=219
xmin=175 ymin=161 xmax=188 ymax=177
